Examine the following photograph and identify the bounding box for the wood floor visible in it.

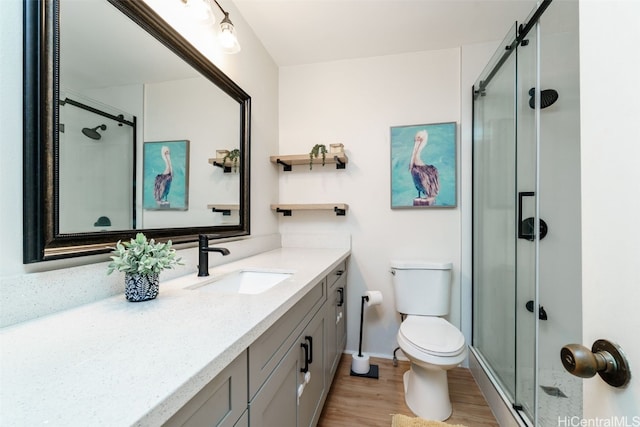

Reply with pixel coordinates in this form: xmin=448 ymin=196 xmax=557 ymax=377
xmin=318 ymin=355 xmax=499 ymax=427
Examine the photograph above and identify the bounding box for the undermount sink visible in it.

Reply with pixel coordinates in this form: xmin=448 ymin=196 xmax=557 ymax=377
xmin=188 ymin=269 xmax=295 ymax=295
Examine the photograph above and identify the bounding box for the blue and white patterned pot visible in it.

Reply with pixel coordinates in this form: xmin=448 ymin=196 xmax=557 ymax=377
xmin=124 ymin=272 xmax=159 ymax=302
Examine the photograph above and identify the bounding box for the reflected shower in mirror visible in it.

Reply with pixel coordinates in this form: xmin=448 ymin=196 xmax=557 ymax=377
xmin=23 ymin=0 xmax=251 ymax=262
xmin=58 ymin=96 xmax=136 ymax=233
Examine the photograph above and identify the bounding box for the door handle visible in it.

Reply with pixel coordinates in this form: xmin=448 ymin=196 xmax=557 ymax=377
xmin=300 ymin=342 xmax=309 ymax=373
xmin=525 ymin=300 xmax=548 ymax=320
xmin=337 ymin=287 xmax=344 ymax=306
xmin=305 ymin=336 xmax=313 ymax=364
xmin=560 ymin=339 xmax=631 ymax=387
xmin=518 ymin=191 xmax=548 ymax=241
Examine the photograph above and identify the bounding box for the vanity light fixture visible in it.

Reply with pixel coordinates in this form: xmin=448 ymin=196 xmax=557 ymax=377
xmin=180 ymin=0 xmax=241 ymax=53
xmin=212 ymin=0 xmax=241 ymax=54
xmin=181 ymin=0 xmax=214 ymax=25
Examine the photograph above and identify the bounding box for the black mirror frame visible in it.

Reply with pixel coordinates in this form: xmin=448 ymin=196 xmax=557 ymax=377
xmin=23 ymin=0 xmax=251 ymax=263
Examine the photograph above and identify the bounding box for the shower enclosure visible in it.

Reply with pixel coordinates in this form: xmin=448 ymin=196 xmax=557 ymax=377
xmin=58 ymin=95 xmax=136 ymax=232
xmin=472 ymin=1 xmax=582 ymax=425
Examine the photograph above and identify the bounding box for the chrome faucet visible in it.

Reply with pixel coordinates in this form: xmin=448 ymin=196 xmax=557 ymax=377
xmin=198 ymin=234 xmax=230 ymax=277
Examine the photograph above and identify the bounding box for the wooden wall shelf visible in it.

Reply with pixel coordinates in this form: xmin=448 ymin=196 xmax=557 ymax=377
xmin=207 ymin=204 xmax=240 ymax=216
xmin=271 ymin=203 xmax=348 ymax=216
xmin=208 ymin=158 xmax=238 ymax=173
xmin=269 ymin=154 xmax=348 ymax=171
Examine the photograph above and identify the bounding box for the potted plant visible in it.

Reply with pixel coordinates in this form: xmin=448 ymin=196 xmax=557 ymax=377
xmin=309 ymin=144 xmax=327 ymax=170
xmin=222 ymin=148 xmax=241 ymax=172
xmin=107 ymin=233 xmax=182 ymax=302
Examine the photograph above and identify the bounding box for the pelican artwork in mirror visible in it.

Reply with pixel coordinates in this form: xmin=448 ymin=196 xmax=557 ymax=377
xmin=23 ymin=0 xmax=251 ymax=262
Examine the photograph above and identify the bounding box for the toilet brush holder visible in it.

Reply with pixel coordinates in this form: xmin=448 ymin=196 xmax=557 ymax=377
xmin=350 ymin=292 xmax=381 ymax=379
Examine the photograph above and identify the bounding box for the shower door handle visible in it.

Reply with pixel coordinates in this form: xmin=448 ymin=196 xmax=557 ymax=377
xmin=518 ymin=191 xmax=548 ymax=241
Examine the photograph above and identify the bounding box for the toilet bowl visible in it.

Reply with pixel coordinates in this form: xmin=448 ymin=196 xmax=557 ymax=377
xmin=397 ymin=315 xmax=467 ymax=421
xmin=390 ymin=260 xmax=467 ymax=421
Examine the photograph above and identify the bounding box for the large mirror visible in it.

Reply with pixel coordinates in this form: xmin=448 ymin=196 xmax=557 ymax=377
xmin=23 ymin=0 xmax=251 ymax=263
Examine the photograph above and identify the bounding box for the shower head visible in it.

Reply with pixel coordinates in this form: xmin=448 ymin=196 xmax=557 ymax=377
xmin=529 ymin=88 xmax=559 ymax=109
xmin=82 ymin=124 xmax=107 ymax=140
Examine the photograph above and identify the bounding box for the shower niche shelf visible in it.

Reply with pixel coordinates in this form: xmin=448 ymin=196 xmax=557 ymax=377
xmin=271 ymin=203 xmax=348 ymax=216
xmin=269 ymin=153 xmax=348 ymax=171
xmin=207 ymin=204 xmax=240 ymax=216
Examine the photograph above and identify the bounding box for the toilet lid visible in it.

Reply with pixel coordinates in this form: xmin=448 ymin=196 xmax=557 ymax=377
xmin=399 ymin=316 xmax=465 ymax=356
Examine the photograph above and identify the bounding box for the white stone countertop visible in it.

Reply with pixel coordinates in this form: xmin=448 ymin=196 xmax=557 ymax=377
xmin=0 ymin=247 xmax=350 ymax=427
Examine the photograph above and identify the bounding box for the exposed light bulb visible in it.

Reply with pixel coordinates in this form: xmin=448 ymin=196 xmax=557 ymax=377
xmin=183 ymin=0 xmax=213 ymax=25
xmin=218 ymin=15 xmax=240 ymax=53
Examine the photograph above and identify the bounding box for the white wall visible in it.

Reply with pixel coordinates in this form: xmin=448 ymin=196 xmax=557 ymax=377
xmin=143 ymin=77 xmax=241 ymax=227
xmin=278 ymin=49 xmax=462 ymax=357
xmin=0 ymin=0 xmax=280 ymax=327
xmin=579 ymin=0 xmax=640 ymax=418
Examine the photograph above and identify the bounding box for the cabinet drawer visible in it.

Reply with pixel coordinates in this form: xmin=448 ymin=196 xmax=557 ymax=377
xmin=249 ymin=279 xmax=326 ymax=398
xmin=327 ymin=261 xmax=346 ymax=289
xmin=164 ymin=351 xmax=247 ymax=427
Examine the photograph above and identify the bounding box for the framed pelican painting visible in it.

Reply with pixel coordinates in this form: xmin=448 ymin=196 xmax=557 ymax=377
xmin=143 ymin=140 xmax=190 ymax=210
xmin=390 ymin=122 xmax=456 ymax=208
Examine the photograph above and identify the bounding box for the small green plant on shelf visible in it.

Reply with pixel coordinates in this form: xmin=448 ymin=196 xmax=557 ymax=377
xmin=309 ymin=144 xmax=327 ymax=170
xmin=222 ymin=149 xmax=241 ymax=172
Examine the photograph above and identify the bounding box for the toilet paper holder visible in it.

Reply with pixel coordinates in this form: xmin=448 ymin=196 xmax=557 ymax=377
xmin=350 ymin=291 xmax=383 ymax=379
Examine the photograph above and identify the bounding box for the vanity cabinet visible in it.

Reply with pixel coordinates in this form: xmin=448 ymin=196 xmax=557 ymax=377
xmin=249 ymin=261 xmax=348 ymax=427
xmin=248 ymin=279 xmax=326 ymax=399
xmin=249 ymin=309 xmax=326 ymax=427
xmin=163 ymin=351 xmax=248 ymax=427
xmin=248 ymin=278 xmax=327 ymax=427
xmin=165 ymin=258 xmax=348 ymax=427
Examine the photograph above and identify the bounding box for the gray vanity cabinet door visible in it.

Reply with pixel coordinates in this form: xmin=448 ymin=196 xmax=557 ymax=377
xmin=325 ymin=263 xmax=347 ymax=384
xmin=335 ymin=274 xmax=347 ymax=357
xmin=249 ymin=343 xmax=299 ymax=427
xmin=232 ymin=410 xmax=248 ymax=427
xmin=248 ymin=280 xmax=326 ymax=399
xmin=163 ymin=351 xmax=248 ymax=427
xmin=250 ymin=308 xmax=327 ymax=427
xmin=324 ymin=292 xmax=338 ymax=386
xmin=298 ymin=311 xmax=326 ymax=427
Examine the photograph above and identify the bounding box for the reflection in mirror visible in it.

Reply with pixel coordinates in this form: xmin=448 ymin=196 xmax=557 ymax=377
xmin=58 ymin=96 xmax=136 ymax=233
xmin=23 ymin=0 xmax=251 ymax=262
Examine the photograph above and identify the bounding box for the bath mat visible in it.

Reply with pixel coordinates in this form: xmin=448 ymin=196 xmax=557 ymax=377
xmin=391 ymin=414 xmax=468 ymax=427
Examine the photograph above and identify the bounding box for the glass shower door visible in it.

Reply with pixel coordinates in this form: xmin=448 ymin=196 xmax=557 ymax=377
xmin=535 ymin=1 xmax=583 ymax=424
xmin=472 ymin=24 xmax=518 ymax=404
xmin=472 ymin=20 xmax=541 ymax=419
xmin=514 ymin=16 xmax=539 ymax=421
xmin=473 ymin=2 xmax=583 ymax=425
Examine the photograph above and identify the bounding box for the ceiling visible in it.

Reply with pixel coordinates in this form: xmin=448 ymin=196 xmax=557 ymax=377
xmin=232 ymin=0 xmax=538 ymax=67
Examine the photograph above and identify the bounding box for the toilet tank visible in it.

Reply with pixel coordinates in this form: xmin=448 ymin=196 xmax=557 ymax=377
xmin=390 ymin=260 xmax=453 ymax=316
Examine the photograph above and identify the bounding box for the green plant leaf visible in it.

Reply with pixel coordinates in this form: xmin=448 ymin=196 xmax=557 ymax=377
xmin=107 ymin=233 xmax=183 ymax=275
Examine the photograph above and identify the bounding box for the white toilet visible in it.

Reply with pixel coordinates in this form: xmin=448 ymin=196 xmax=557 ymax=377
xmin=391 ymin=260 xmax=467 ymax=421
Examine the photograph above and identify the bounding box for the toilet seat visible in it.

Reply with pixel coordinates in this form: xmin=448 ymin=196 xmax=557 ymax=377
xmin=399 ymin=316 xmax=465 ymax=357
